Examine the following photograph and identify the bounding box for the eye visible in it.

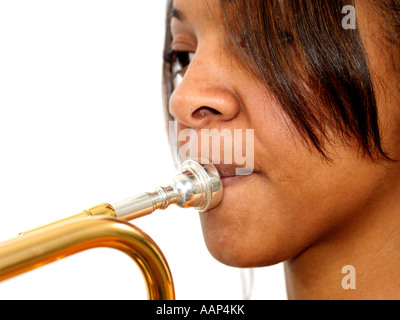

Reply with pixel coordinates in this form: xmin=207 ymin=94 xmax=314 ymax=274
xmin=164 ymin=50 xmax=195 ymax=77
xmin=164 ymin=50 xmax=195 ymax=89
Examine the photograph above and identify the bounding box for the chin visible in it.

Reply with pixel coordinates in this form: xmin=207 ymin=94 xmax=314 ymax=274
xmin=199 ymin=213 xmax=292 ymax=268
xmin=198 ymin=173 xmax=295 ymax=268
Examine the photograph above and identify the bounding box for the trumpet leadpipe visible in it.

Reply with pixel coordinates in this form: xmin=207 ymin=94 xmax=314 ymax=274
xmin=20 ymin=160 xmax=223 ymax=236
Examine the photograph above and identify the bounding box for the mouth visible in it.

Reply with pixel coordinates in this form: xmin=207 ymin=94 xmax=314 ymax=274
xmin=213 ymin=163 xmax=253 ymax=187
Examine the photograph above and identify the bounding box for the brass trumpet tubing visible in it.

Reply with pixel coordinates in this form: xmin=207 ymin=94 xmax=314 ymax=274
xmin=0 ymin=216 xmax=175 ymax=300
xmin=0 ymin=160 xmax=223 ymax=299
xmin=19 ymin=203 xmax=117 ymax=236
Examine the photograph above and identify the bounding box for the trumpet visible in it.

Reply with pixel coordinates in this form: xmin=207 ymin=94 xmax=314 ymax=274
xmin=0 ymin=160 xmax=223 ymax=300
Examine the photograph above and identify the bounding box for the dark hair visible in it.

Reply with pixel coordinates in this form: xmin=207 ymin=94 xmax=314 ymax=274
xmin=163 ymin=0 xmax=400 ymax=161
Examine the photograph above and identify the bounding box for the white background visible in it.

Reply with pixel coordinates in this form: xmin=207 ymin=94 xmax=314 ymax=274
xmin=0 ymin=0 xmax=286 ymax=300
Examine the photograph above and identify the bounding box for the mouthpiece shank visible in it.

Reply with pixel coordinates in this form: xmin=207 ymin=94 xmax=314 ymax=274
xmin=112 ymin=186 xmax=179 ymax=220
xmin=112 ymin=160 xmax=223 ymax=220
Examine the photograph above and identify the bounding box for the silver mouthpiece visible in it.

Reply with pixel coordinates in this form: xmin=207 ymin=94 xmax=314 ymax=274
xmin=112 ymin=160 xmax=223 ymax=220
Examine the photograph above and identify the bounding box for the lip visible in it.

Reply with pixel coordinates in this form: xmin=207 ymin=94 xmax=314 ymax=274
xmin=213 ymin=163 xmax=253 ymax=187
xmin=213 ymin=163 xmax=237 ymax=178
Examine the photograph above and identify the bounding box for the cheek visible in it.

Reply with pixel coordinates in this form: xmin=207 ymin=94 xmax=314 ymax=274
xmin=200 ymin=156 xmax=383 ymax=268
xmin=199 ymin=103 xmax=387 ymax=268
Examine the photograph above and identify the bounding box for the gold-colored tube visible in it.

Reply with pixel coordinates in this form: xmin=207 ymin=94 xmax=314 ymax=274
xmin=0 ymin=216 xmax=175 ymax=300
xmin=0 ymin=160 xmax=223 ymax=299
xmin=19 ymin=203 xmax=117 ymax=236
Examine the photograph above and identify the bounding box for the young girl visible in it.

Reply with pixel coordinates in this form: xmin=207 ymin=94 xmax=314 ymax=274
xmin=163 ymin=0 xmax=400 ymax=299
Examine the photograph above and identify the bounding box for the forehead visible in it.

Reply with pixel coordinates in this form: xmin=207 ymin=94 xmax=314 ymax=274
xmin=171 ymin=0 xmax=222 ymax=24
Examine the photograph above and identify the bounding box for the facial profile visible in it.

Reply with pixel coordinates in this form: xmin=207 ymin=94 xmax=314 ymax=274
xmin=163 ymin=0 xmax=400 ymax=299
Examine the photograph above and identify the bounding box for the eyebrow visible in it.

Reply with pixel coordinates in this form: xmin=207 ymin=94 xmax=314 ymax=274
xmin=170 ymin=7 xmax=184 ymax=21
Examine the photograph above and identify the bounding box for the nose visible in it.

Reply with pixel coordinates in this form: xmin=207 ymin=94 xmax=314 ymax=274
xmin=168 ymin=50 xmax=241 ymax=129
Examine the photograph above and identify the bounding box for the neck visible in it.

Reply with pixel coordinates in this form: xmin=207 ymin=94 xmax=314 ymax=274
xmin=284 ymin=175 xmax=400 ymax=300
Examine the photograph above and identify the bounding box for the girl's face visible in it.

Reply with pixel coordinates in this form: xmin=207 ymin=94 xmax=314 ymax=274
xmin=168 ymin=0 xmax=400 ymax=267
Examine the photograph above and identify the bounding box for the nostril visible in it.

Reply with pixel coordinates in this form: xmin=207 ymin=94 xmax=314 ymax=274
xmin=192 ymin=107 xmax=221 ymax=120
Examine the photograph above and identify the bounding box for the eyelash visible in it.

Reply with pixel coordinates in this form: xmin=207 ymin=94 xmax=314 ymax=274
xmin=163 ymin=50 xmax=195 ymax=77
xmin=162 ymin=31 xmax=292 ymax=79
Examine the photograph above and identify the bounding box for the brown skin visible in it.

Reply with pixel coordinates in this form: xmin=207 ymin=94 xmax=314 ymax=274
xmin=168 ymin=0 xmax=400 ymax=299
